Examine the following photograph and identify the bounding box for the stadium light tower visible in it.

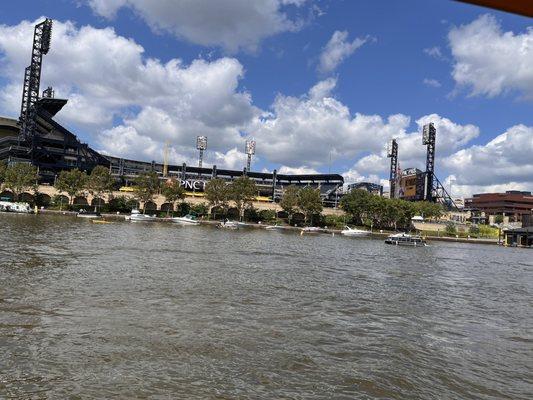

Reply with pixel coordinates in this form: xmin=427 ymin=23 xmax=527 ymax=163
xmin=196 ymin=136 xmax=207 ymax=168
xmin=245 ymin=139 xmax=256 ymax=172
xmin=422 ymin=123 xmax=436 ymax=202
xmin=387 ymin=139 xmax=398 ymax=199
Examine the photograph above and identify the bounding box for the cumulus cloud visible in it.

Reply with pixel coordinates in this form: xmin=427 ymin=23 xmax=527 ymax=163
xmin=318 ymin=30 xmax=369 ymax=73
xmin=278 ymin=165 xmax=319 ymax=174
xmin=443 ymin=124 xmax=533 ymax=191
xmin=248 ymin=78 xmax=412 ymax=169
xmin=0 ymin=18 xmax=258 ymax=160
xmin=87 ymin=0 xmax=310 ymax=53
xmin=449 ymin=14 xmax=533 ymax=99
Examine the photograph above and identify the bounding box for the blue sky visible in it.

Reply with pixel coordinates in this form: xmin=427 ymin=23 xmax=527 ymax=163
xmin=0 ymin=0 xmax=531 ymax=196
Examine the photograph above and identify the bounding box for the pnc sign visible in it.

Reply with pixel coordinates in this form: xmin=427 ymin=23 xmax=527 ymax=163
xmin=179 ymin=180 xmax=206 ymax=191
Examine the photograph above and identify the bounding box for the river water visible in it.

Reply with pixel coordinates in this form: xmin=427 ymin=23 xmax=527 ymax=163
xmin=0 ymin=213 xmax=531 ymax=399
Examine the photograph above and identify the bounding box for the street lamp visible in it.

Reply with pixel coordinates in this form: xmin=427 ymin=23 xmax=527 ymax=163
xmin=245 ymin=139 xmax=256 ymax=172
xmin=196 ymin=136 xmax=207 ymax=168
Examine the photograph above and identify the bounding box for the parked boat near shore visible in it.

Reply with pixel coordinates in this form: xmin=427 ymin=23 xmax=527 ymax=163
xmin=0 ymin=201 xmax=32 ymax=214
xmin=385 ymin=233 xmax=427 ymax=247
xmin=171 ymin=214 xmax=200 ymax=225
xmin=340 ymin=226 xmax=370 ymax=237
xmin=76 ymin=210 xmax=101 ymax=219
xmin=126 ymin=209 xmax=158 ymax=222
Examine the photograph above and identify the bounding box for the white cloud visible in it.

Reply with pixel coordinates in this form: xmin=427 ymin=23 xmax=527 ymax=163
xmin=318 ymin=30 xmax=369 ymax=73
xmin=248 ymin=78 xmax=412 ymax=169
xmin=0 ymin=18 xmax=258 ymax=161
xmin=423 ymin=46 xmax=445 ymax=60
xmin=278 ymin=165 xmax=319 ymax=174
xmin=449 ymin=14 xmax=533 ymax=99
xmin=213 ymin=148 xmax=248 ymax=170
xmin=443 ymin=124 xmax=533 ymax=194
xmin=87 ymin=0 xmax=311 ymax=53
xmin=423 ymin=78 xmax=442 ymax=88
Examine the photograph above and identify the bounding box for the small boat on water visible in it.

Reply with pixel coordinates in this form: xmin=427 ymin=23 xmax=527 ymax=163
xmin=301 ymin=226 xmax=323 ymax=234
xmin=218 ymin=219 xmax=239 ymax=229
xmin=385 ymin=233 xmax=427 ymax=247
xmin=76 ymin=210 xmax=101 ymax=219
xmin=171 ymin=214 xmax=200 ymax=225
xmin=126 ymin=209 xmax=158 ymax=222
xmin=265 ymin=224 xmax=285 ymax=230
xmin=340 ymin=226 xmax=370 ymax=237
xmin=0 ymin=201 xmax=32 ymax=214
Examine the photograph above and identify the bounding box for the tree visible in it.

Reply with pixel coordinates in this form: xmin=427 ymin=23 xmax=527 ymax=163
xmin=134 ymin=171 xmax=160 ymax=213
xmin=204 ymin=178 xmax=229 ymax=219
xmin=340 ymin=189 xmax=372 ymax=225
xmin=297 ymin=187 xmax=323 ymax=225
xmin=415 ymin=201 xmax=443 ymax=221
xmin=228 ymin=176 xmax=257 ymax=221
xmin=88 ymin=166 xmax=115 ymax=210
xmin=55 ymin=169 xmax=89 ymax=206
xmin=161 ymin=177 xmax=185 ymax=215
xmin=4 ymin=163 xmax=38 ymax=201
xmin=280 ymin=185 xmax=299 ymax=224
xmin=0 ymin=160 xmax=7 ymax=186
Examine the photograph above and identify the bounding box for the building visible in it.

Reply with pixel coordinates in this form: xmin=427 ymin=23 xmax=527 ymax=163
xmin=465 ymin=191 xmax=533 ymax=222
xmin=347 ymin=182 xmax=383 ymax=196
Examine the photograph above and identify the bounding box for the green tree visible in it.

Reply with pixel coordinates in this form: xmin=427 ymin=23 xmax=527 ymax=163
xmin=134 ymin=171 xmax=160 ymax=213
xmin=55 ymin=168 xmax=88 ymax=207
xmin=415 ymin=201 xmax=443 ymax=221
xmin=340 ymin=189 xmax=372 ymax=225
xmin=229 ymin=176 xmax=257 ymax=221
xmin=297 ymin=187 xmax=323 ymax=225
xmin=161 ymin=177 xmax=185 ymax=215
xmin=445 ymin=222 xmax=457 ymax=236
xmin=88 ymin=166 xmax=115 ymax=210
xmin=280 ymin=185 xmax=299 ymax=224
xmin=190 ymin=202 xmax=209 ymax=217
xmin=4 ymin=163 xmax=38 ymax=201
xmin=204 ymin=178 xmax=229 ymax=219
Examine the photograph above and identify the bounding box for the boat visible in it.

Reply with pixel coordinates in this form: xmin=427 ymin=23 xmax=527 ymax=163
xmin=126 ymin=209 xmax=158 ymax=222
xmin=340 ymin=226 xmax=370 ymax=236
xmin=301 ymin=226 xmax=323 ymax=234
xmin=218 ymin=220 xmax=239 ymax=229
xmin=171 ymin=214 xmax=200 ymax=225
xmin=385 ymin=233 xmax=428 ymax=246
xmin=265 ymin=224 xmax=285 ymax=230
xmin=76 ymin=210 xmax=101 ymax=219
xmin=0 ymin=201 xmax=32 ymax=214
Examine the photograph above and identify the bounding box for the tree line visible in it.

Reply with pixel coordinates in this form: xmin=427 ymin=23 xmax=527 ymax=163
xmin=1 ymin=160 xmax=442 ymax=228
xmin=340 ymin=189 xmax=443 ymax=230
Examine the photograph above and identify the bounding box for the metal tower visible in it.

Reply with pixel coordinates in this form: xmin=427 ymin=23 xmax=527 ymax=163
xmin=387 ymin=139 xmax=398 ymax=199
xmin=422 ymin=123 xmax=436 ymax=202
xmin=245 ymin=139 xmax=256 ymax=172
xmin=196 ymin=136 xmax=207 ymax=168
xmin=19 ymin=18 xmax=53 ymax=140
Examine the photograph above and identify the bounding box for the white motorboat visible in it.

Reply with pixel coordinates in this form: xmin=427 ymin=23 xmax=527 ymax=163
xmin=385 ymin=233 xmax=427 ymax=247
xmin=76 ymin=209 xmax=101 ymax=219
xmin=171 ymin=214 xmax=200 ymax=225
xmin=126 ymin=209 xmax=158 ymax=222
xmin=340 ymin=226 xmax=370 ymax=236
xmin=301 ymin=226 xmax=323 ymax=234
xmin=265 ymin=224 xmax=285 ymax=230
xmin=218 ymin=220 xmax=239 ymax=229
xmin=0 ymin=201 xmax=32 ymax=213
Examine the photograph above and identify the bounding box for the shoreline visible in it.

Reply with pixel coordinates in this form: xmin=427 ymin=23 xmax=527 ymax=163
xmin=33 ymin=209 xmax=502 ymax=246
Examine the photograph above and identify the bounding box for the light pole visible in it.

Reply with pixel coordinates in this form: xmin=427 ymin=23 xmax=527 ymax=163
xmin=245 ymin=139 xmax=256 ymax=172
xmin=196 ymin=136 xmax=207 ymax=168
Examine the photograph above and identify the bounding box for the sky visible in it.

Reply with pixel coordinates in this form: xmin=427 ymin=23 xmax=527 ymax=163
xmin=0 ymin=0 xmax=531 ymax=197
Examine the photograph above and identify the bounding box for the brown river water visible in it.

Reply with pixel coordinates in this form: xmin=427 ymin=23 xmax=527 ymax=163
xmin=0 ymin=213 xmax=532 ymax=399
